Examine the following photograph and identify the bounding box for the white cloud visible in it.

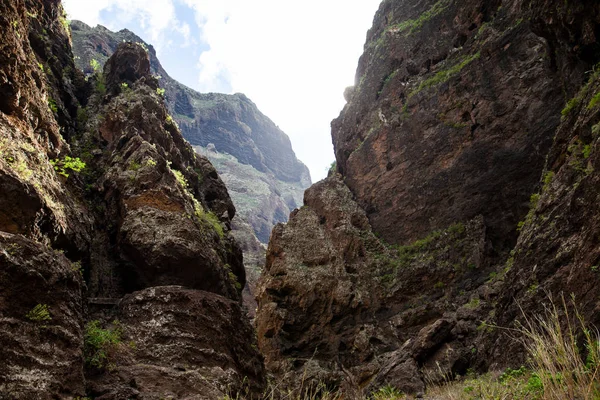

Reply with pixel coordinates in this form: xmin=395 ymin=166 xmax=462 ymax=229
xmin=63 ymin=0 xmax=383 ymax=181
xmin=183 ymin=0 xmax=382 ymax=181
xmin=63 ymin=0 xmax=179 ymax=50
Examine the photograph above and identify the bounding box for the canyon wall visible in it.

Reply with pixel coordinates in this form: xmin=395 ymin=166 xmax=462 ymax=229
xmin=0 ymin=1 xmax=264 ymax=397
xmin=256 ymin=0 xmax=600 ymax=396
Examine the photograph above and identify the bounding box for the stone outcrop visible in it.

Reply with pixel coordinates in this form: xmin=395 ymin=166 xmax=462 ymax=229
xmin=0 ymin=1 xmax=265 ymax=398
xmin=257 ymin=175 xmax=488 ymax=396
xmin=0 ymin=233 xmax=85 ymax=399
xmin=256 ymin=0 xmax=600 ymax=396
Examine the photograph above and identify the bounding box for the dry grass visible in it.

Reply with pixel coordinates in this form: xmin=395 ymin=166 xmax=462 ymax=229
xmin=425 ymin=368 xmax=541 ymax=400
xmin=224 ymin=296 xmax=600 ymax=400
xmin=426 ymin=295 xmax=600 ymax=400
xmin=519 ymin=295 xmax=600 ymax=400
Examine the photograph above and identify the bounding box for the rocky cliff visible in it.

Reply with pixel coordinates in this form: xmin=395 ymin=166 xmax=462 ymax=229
xmin=0 ymin=1 xmax=264 ymax=398
xmin=257 ymin=0 xmax=600 ymax=396
xmin=69 ymin=21 xmax=311 ymax=312
xmin=70 ymin=22 xmax=309 ymax=239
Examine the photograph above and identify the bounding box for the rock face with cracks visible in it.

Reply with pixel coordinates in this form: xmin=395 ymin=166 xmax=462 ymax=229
xmin=257 ymin=0 xmax=600 ymax=396
xmin=0 ymin=1 xmax=265 ymax=398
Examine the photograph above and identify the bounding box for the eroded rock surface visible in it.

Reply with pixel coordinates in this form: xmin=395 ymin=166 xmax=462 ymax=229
xmin=0 ymin=233 xmax=85 ymax=399
xmin=333 ymin=0 xmax=598 ymax=250
xmin=257 ymin=0 xmax=600 ymax=396
xmin=87 ymin=286 xmax=265 ymax=399
xmin=0 ymin=1 xmax=265 ymax=398
xmin=257 ymin=175 xmax=488 ymax=395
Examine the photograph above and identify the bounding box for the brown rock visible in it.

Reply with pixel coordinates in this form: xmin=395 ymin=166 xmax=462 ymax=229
xmin=86 ymin=286 xmax=266 ymax=399
xmin=104 ymin=42 xmax=155 ymax=95
xmin=332 ymin=0 xmax=597 ymax=253
xmin=0 ymin=233 xmax=85 ymax=398
xmin=256 ymin=174 xmax=487 ymax=395
xmin=91 ymin=48 xmax=243 ymax=299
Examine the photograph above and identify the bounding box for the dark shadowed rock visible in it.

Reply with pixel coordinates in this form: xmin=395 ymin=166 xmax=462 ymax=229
xmin=0 ymin=233 xmax=85 ymax=399
xmin=0 ymin=1 xmax=265 ymax=397
xmin=86 ymin=286 xmax=266 ymax=399
xmin=104 ymin=42 xmax=154 ymax=95
xmin=481 ymin=68 xmax=600 ymax=371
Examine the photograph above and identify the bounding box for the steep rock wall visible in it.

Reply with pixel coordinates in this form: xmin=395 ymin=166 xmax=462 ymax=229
xmin=0 ymin=2 xmax=265 ymax=398
xmin=257 ymin=0 xmax=600 ymax=396
xmin=333 ymin=0 xmax=599 ymax=251
xmin=70 ymin=22 xmax=311 ymax=309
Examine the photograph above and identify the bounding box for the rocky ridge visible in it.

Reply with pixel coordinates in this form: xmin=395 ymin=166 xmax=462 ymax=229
xmin=69 ymin=21 xmax=311 ymax=311
xmin=257 ymin=0 xmax=600 ymax=396
xmin=0 ymin=1 xmax=264 ymax=398
xmin=69 ymin=21 xmax=310 ymax=231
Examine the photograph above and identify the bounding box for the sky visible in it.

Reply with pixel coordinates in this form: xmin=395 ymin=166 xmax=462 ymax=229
xmin=62 ymin=0 xmax=383 ymax=182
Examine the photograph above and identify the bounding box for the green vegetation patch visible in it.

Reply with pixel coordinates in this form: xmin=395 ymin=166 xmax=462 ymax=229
xmin=84 ymin=320 xmax=122 ymax=369
xmin=562 ymin=63 xmax=600 ymax=119
xmin=26 ymin=304 xmax=51 ymax=322
xmin=517 ymin=193 xmax=540 ymax=232
xmin=390 ymin=0 xmax=451 ymax=35
xmin=171 ymin=167 xmax=188 ymax=188
xmin=193 ymin=198 xmax=224 ymax=239
xmin=587 ymin=91 xmax=600 ymax=110
xmin=410 ymin=52 xmax=480 ymax=98
xmin=48 ymin=98 xmax=58 ymax=113
xmin=50 ymin=156 xmax=86 ymax=178
xmin=376 ymin=222 xmax=468 ymax=287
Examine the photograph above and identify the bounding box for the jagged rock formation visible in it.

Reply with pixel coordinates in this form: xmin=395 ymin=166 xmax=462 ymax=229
xmin=257 ymin=175 xmax=488 ymax=396
xmin=0 ymin=1 xmax=264 ymax=398
xmin=69 ymin=22 xmax=311 ymax=300
xmin=257 ymin=0 xmax=600 ymax=396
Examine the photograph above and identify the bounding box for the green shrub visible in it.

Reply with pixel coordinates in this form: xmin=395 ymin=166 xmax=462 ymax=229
xmin=26 ymin=304 xmax=51 ymax=322
xmin=410 ymin=52 xmax=480 ymax=97
xmin=89 ymin=59 xmax=100 ymax=73
xmin=328 ymin=161 xmax=337 ymax=174
xmin=193 ymin=199 xmax=224 ymax=238
xmin=95 ymin=74 xmax=106 ymax=96
xmin=587 ymin=91 xmax=600 ymax=110
xmin=128 ymin=160 xmax=141 ymax=171
xmin=172 ymin=168 xmax=188 ymax=188
xmin=562 ymin=97 xmax=580 ymax=118
xmin=48 ymin=98 xmax=58 ymax=113
xmin=84 ymin=320 xmax=122 ymax=369
xmin=50 ymin=156 xmax=86 ymax=178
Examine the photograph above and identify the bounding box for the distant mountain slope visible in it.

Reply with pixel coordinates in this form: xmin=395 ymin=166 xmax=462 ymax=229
xmin=70 ymin=21 xmax=311 ymax=186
